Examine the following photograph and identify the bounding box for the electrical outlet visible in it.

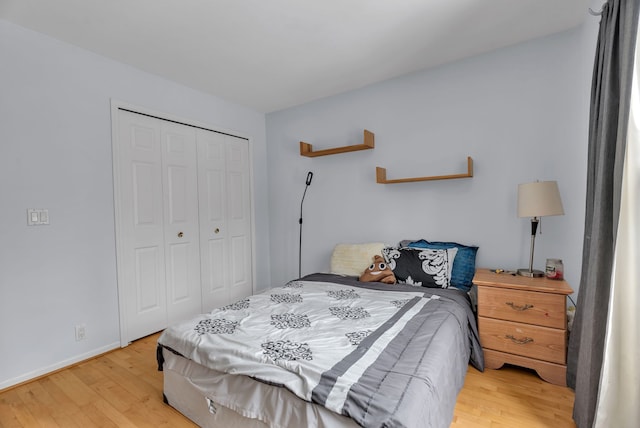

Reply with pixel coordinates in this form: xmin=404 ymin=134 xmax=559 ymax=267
xmin=75 ymin=324 xmax=86 ymax=341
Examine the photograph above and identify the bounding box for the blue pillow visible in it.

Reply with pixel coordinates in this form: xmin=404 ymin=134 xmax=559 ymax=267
xmin=404 ymin=240 xmax=478 ymax=292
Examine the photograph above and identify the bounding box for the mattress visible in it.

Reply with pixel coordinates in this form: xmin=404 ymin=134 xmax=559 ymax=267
xmin=162 ymin=348 xmax=359 ymax=427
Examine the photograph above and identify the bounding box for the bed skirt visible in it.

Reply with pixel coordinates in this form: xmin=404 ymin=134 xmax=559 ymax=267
xmin=162 ymin=347 xmax=360 ymax=427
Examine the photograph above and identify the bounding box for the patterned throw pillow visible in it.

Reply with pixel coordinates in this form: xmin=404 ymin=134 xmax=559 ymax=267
xmin=400 ymin=240 xmax=478 ymax=292
xmin=382 ymin=247 xmax=458 ymax=288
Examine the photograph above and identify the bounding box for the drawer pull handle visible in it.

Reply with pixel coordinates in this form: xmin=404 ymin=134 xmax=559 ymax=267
xmin=506 ymin=335 xmax=534 ymax=345
xmin=505 ymin=302 xmax=533 ymax=311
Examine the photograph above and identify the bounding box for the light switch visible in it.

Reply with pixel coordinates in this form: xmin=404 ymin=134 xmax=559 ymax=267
xmin=27 ymin=209 xmax=49 ymax=226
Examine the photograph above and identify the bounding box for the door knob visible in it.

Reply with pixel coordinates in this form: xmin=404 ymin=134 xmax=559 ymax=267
xmin=178 ymin=232 xmax=184 ymax=238
xmin=214 ymin=228 xmax=220 ymax=234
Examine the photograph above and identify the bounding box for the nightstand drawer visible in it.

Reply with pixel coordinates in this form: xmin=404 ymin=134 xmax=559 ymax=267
xmin=478 ymin=317 xmax=566 ymax=364
xmin=477 ymin=286 xmax=566 ymax=328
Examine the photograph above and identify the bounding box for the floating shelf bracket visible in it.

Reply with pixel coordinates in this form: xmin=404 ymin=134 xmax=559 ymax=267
xmin=300 ymin=130 xmax=374 ymax=157
xmin=376 ymin=157 xmax=474 ymax=184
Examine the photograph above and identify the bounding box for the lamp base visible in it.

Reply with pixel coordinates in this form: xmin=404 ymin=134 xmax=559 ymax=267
xmin=517 ymin=268 xmax=545 ymax=278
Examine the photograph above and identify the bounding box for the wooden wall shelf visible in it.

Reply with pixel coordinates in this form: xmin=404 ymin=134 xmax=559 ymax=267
xmin=300 ymin=130 xmax=374 ymax=157
xmin=376 ymin=157 xmax=473 ymax=184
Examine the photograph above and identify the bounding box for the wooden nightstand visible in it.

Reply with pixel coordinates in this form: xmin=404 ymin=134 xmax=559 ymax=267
xmin=473 ymin=268 xmax=574 ymax=386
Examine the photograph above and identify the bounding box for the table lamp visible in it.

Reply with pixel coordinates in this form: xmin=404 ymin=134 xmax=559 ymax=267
xmin=517 ymin=181 xmax=564 ymax=277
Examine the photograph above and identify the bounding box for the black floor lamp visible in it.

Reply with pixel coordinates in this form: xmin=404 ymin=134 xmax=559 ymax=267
xmin=299 ymin=171 xmax=313 ymax=278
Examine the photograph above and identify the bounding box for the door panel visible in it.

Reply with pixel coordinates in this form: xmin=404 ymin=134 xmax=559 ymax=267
xmin=205 ymin=239 xmax=225 ymax=294
xmin=228 ymin=171 xmax=244 ymax=219
xmin=167 ymin=165 xmax=188 ymax=224
xmin=161 ymin=122 xmax=201 ymax=325
xmin=225 ymin=136 xmax=253 ymax=303
xmin=116 ymin=111 xmax=167 ymax=342
xmin=197 ymin=132 xmax=253 ymax=311
xmin=206 ymin=170 xmax=225 ymax=222
xmin=167 ymin=242 xmax=190 ymax=302
xmin=132 ymin=162 xmax=157 ymax=225
xmin=135 ymin=246 xmax=162 ymax=311
xmin=197 ymin=131 xmax=229 ymax=312
xmin=231 ymin=235 xmax=247 ymax=285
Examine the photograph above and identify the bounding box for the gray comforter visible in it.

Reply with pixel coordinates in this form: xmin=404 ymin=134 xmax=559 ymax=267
xmin=158 ymin=273 xmax=484 ymax=428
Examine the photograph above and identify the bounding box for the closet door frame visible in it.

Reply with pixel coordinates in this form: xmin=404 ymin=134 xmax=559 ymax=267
xmin=110 ymin=100 xmax=257 ymax=347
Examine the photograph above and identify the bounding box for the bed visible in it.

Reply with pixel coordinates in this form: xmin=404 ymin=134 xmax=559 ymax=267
xmin=157 ymin=271 xmax=483 ymax=428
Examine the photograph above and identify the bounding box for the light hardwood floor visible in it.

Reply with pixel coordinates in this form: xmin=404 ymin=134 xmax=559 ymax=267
xmin=0 ymin=332 xmax=576 ymax=428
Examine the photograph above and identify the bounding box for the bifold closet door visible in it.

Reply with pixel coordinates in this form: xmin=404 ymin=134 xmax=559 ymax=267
xmin=198 ymin=130 xmax=253 ymax=312
xmin=115 ymin=110 xmax=201 ymax=344
xmin=161 ymin=120 xmax=201 ymax=326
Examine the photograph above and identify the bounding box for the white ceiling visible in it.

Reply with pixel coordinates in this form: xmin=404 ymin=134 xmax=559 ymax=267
xmin=0 ymin=0 xmax=587 ymax=113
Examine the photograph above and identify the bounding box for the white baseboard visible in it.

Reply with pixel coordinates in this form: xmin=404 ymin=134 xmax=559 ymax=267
xmin=0 ymin=342 xmax=120 ymax=391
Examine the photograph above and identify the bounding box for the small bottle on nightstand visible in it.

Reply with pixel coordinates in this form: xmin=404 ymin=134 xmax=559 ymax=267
xmin=545 ymin=259 xmax=564 ymax=280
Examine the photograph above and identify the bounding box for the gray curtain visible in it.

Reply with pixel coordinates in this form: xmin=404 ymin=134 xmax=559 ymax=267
xmin=567 ymin=1 xmax=639 ymax=427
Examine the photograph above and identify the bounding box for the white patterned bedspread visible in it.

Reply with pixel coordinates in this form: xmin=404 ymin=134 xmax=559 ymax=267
xmin=158 ymin=280 xmax=435 ymax=414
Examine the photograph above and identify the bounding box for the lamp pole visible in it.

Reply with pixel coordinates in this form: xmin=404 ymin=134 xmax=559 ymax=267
xmin=518 ymin=217 xmax=543 ymax=277
xmin=298 ymin=172 xmax=313 ymax=278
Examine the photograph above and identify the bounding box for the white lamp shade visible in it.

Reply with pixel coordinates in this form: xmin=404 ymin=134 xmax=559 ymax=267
xmin=518 ymin=181 xmax=564 ymax=218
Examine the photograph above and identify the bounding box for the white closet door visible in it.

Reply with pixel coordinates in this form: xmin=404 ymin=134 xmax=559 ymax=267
xmin=161 ymin=121 xmax=201 ymax=325
xmin=115 ymin=110 xmax=202 ymax=344
xmin=198 ymin=131 xmax=253 ymax=312
xmin=198 ymin=131 xmax=229 ymax=311
xmin=225 ymin=135 xmax=253 ymax=303
xmin=116 ymin=110 xmax=168 ymax=342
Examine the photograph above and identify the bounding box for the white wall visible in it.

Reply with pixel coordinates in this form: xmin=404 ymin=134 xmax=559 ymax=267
xmin=0 ymin=19 xmax=270 ymax=389
xmin=266 ymin=14 xmax=599 ymax=299
xmin=0 ymin=7 xmax=601 ymax=390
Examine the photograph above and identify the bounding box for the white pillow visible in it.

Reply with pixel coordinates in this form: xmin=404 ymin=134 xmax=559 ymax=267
xmin=330 ymin=242 xmax=386 ymax=276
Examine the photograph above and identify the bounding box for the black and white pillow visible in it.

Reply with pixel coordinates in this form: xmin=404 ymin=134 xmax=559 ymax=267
xmin=382 ymin=247 xmax=458 ymax=288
